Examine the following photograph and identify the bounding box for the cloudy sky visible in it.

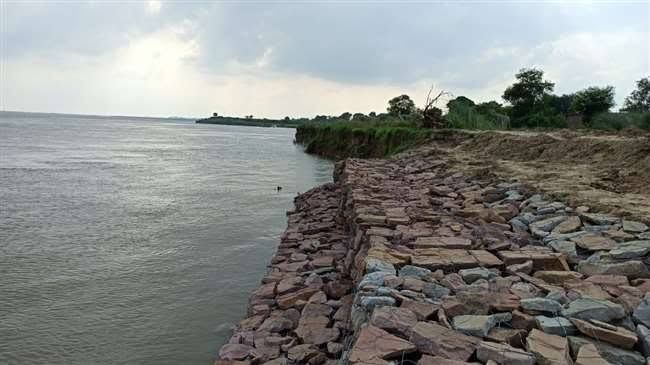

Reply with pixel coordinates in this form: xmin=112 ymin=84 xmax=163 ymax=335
xmin=1 ymin=1 xmax=648 ymax=118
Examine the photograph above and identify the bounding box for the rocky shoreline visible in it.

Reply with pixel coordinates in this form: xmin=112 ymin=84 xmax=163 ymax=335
xmin=215 ymin=146 xmax=650 ymax=365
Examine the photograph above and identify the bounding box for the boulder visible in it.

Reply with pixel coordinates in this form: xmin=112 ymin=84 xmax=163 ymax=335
xmin=452 ymin=313 xmax=511 ymax=337
xmin=552 ymin=216 xmax=582 ymax=234
xmin=422 ymin=282 xmax=451 ymax=299
xmin=348 ymin=325 xmax=416 ymax=364
xmin=219 ymin=344 xmax=255 ymax=361
xmin=526 ymin=329 xmax=572 ymax=365
xmin=633 ymin=293 xmax=650 ymax=328
xmin=574 ymin=344 xmax=609 ymax=365
xmin=399 ymin=265 xmax=432 ymax=279
xmin=400 ymin=298 xmax=438 ymax=320
xmin=623 ymin=220 xmax=649 ymax=233
xmin=608 ymin=240 xmax=650 ymax=259
xmin=287 ymin=344 xmax=321 ymax=363
xmin=580 ymin=212 xmax=620 ymax=226
xmin=459 ymin=267 xmax=497 ymax=284
xmin=562 ymin=298 xmax=625 ymax=322
xmin=571 ymin=234 xmax=617 ymax=251
xmin=410 ymin=321 xmax=481 ymax=361
xmin=571 ymin=318 xmax=637 ymax=349
xmin=369 ymin=306 xmax=418 ymax=338
xmin=535 ymin=315 xmax=577 ymax=336
xmin=533 ymin=270 xmax=583 ymax=285
xmin=568 ymin=336 xmax=645 ymax=365
xmin=365 ymin=258 xmax=396 ymax=275
xmin=577 ymin=253 xmax=649 ymax=278
xmin=520 ymin=298 xmax=563 ymax=314
xmin=530 ymin=216 xmax=568 ymax=233
xmin=476 ymin=341 xmax=535 ymax=365
xmin=636 ymin=324 xmax=650 ymax=356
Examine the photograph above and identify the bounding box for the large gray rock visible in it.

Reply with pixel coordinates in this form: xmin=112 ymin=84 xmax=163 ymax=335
xmin=459 ymin=267 xmax=497 ymax=284
xmin=365 ymin=258 xmax=396 ymax=275
xmin=580 ymin=212 xmax=620 ymax=226
xmin=535 ymin=315 xmax=577 ymax=336
xmin=359 ymin=271 xmax=392 ymax=288
xmin=359 ymin=296 xmax=395 ymax=311
xmin=623 ymin=220 xmax=648 ymax=233
xmin=476 ymin=341 xmax=535 ymax=365
xmin=633 ymin=293 xmax=650 ymax=328
xmin=568 ymin=336 xmax=645 ymax=365
xmin=608 ymin=240 xmax=650 ymax=259
xmin=422 ymin=282 xmax=450 ymax=300
xmin=576 ymin=252 xmax=649 ymax=278
xmin=561 ymin=298 xmax=626 ymax=322
xmin=452 ymin=313 xmax=511 ymax=337
xmin=520 ymin=298 xmax=563 ymax=314
xmin=398 ymin=265 xmax=432 ymax=279
xmin=548 ymin=240 xmax=580 ymax=264
xmin=530 ymin=215 xmax=568 ymax=233
xmin=636 ymin=324 xmax=650 ymax=356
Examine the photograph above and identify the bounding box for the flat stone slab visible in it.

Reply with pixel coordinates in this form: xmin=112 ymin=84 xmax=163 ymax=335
xmin=348 ymin=325 xmax=416 ymax=364
xmin=526 ymin=329 xmax=572 ymax=365
xmin=498 ymin=250 xmax=569 ymax=271
xmin=413 ymin=236 xmax=472 ymax=249
xmin=410 ymin=321 xmax=480 ymax=361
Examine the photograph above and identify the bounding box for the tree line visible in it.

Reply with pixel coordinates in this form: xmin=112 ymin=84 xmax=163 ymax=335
xmin=304 ymin=69 xmax=649 ymax=130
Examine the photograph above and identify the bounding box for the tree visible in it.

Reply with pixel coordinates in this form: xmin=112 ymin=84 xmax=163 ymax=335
xmin=283 ymin=116 xmax=290 ymax=121
xmin=621 ymin=77 xmax=650 ymax=112
xmin=212 ymin=112 xmax=219 ymax=117
xmin=387 ymin=94 xmax=416 ymax=118
xmin=420 ymin=87 xmax=449 ymax=128
xmin=503 ymin=68 xmax=555 ymax=126
xmin=571 ymin=86 xmax=615 ymax=122
xmin=338 ymin=112 xmax=352 ymax=121
xmin=352 ymin=113 xmax=369 ymax=122
xmin=369 ymin=111 xmax=377 ymax=118
xmin=546 ymin=94 xmax=574 ymax=115
xmin=447 ymin=96 xmax=475 ymax=112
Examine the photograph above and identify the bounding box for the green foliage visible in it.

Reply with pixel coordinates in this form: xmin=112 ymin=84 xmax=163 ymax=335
xmin=622 ymin=77 xmax=650 ymax=112
xmin=295 ymin=121 xmax=432 ymax=158
xmin=503 ymin=68 xmax=555 ymax=127
xmin=339 ymin=112 xmax=352 ymax=121
xmin=590 ymin=112 xmax=650 ymax=131
xmin=571 ymin=86 xmax=615 ymax=123
xmin=546 ymin=94 xmax=574 ymax=115
xmin=446 ymin=96 xmax=509 ymax=130
xmin=352 ymin=112 xmax=370 ymax=122
xmin=387 ymin=94 xmax=417 ymax=118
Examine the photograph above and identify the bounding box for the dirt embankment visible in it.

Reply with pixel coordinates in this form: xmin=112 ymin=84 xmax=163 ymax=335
xmin=438 ymin=130 xmax=650 ymax=220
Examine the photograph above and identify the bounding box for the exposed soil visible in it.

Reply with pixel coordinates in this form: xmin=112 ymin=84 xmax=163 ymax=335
xmin=430 ymin=129 xmax=650 ymax=221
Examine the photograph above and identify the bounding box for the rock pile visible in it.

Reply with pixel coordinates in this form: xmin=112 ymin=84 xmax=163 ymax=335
xmin=215 ymin=147 xmax=650 ymax=365
xmin=216 ymin=183 xmax=354 ymax=365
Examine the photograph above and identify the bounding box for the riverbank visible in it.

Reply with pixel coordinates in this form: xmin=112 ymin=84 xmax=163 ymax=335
xmin=214 ymin=134 xmax=650 ymax=364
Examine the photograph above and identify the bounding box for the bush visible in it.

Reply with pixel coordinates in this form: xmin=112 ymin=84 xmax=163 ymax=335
xmin=590 ymin=112 xmax=650 ymax=130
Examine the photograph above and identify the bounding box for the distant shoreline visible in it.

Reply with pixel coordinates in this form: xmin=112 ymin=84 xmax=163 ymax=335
xmin=195 ymin=115 xmax=303 ymax=128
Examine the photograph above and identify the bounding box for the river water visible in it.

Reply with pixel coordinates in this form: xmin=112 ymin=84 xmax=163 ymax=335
xmin=0 ymin=113 xmax=333 ymax=364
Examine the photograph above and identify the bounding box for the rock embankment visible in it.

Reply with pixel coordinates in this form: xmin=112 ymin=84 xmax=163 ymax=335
xmin=215 ymin=147 xmax=650 ymax=365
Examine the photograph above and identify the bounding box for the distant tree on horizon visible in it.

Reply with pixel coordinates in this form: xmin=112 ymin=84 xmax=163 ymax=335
xmin=622 ymin=77 xmax=650 ymax=112
xmin=387 ymin=94 xmax=416 ymax=119
xmin=503 ymin=68 xmax=555 ymax=127
xmin=571 ymin=86 xmax=615 ymax=123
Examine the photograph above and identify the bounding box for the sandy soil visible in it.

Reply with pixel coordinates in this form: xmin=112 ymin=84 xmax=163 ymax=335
xmin=422 ymin=129 xmax=650 ymax=221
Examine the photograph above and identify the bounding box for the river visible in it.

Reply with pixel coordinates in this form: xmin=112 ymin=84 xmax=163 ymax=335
xmin=0 ymin=112 xmax=333 ymax=364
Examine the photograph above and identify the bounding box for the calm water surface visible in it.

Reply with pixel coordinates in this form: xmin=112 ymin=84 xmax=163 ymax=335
xmin=0 ymin=113 xmax=333 ymax=364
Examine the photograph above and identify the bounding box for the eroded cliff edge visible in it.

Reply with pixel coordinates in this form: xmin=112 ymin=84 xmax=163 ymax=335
xmin=215 ymin=142 xmax=650 ymax=365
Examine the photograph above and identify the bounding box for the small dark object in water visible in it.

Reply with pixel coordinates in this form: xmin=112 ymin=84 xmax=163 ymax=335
xmin=276 ymin=186 xmax=282 ymax=191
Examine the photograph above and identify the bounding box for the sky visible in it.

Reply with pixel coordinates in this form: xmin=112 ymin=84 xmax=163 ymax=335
xmin=1 ymin=1 xmax=649 ymax=119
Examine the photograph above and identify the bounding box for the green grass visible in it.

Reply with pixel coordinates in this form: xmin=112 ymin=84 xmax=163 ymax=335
xmin=590 ymin=112 xmax=650 ymax=131
xmin=295 ymin=121 xmax=432 ymax=159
